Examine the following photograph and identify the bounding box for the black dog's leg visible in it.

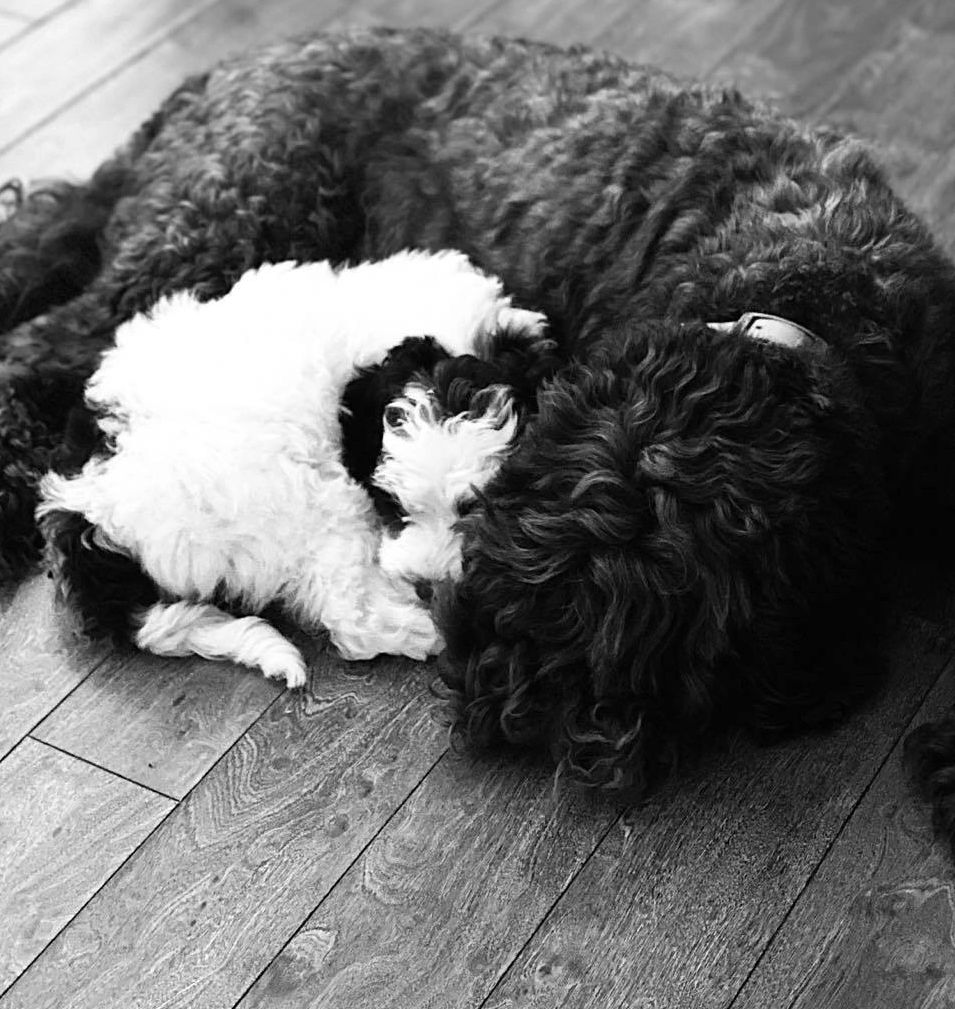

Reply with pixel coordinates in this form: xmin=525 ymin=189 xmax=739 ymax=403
xmin=0 ymin=174 xmax=127 ymax=335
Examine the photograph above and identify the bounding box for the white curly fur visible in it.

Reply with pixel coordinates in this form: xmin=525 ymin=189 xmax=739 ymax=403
xmin=38 ymin=249 xmax=545 ymax=686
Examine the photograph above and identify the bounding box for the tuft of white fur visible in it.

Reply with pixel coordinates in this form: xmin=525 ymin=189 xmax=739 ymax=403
xmin=38 ymin=250 xmax=541 ymax=685
xmin=374 ymin=384 xmax=520 ymax=584
xmin=135 ymin=602 xmax=309 ymax=687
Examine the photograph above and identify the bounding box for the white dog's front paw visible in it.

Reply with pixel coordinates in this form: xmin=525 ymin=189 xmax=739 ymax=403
xmin=399 ymin=609 xmax=445 ymax=662
xmin=495 ymin=305 xmax=548 ymax=339
xmin=259 ymin=649 xmax=308 ymax=689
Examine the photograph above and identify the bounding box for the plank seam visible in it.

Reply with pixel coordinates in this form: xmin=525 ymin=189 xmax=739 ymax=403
xmin=27 ymin=733 xmax=180 ymax=802
xmin=0 ymin=0 xmax=81 ymax=57
xmin=809 ymin=0 xmax=938 ymax=122
xmin=0 ymin=0 xmax=381 ymax=163
xmin=0 ymin=684 xmax=294 ymax=1004
xmin=0 ymin=0 xmax=227 ymax=159
xmin=0 ymin=648 xmax=111 ymax=768
xmin=0 ymin=786 xmax=176 ymax=1003
xmin=230 ymin=744 xmax=450 ymax=1008
xmin=476 ymin=809 xmax=625 ymax=1009
xmin=725 ymin=638 xmax=955 ymax=1009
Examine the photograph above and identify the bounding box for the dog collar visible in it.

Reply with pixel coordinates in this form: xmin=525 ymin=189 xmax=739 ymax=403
xmin=707 ymin=312 xmax=822 ymax=349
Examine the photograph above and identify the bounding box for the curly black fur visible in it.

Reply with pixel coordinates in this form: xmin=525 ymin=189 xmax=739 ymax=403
xmin=437 ymin=321 xmax=887 ymax=791
xmin=3 ymin=27 xmax=955 ymax=814
xmin=430 ymin=326 xmax=562 ymax=415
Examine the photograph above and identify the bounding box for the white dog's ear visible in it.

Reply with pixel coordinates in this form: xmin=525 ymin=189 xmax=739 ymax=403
xmin=373 ymin=381 xmax=519 ymax=527
xmin=381 ymin=385 xmax=440 ymax=439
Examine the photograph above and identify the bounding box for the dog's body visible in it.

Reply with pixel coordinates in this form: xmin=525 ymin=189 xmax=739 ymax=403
xmin=37 ymin=249 xmax=545 ymax=685
xmin=4 ymin=28 xmax=955 ymax=820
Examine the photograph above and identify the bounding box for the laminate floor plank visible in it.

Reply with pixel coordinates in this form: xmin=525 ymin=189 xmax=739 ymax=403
xmin=457 ymin=0 xmax=640 ymax=49
xmin=0 ymin=654 xmax=446 ymax=1009
xmin=707 ymin=0 xmax=922 ymax=114
xmin=0 ymin=0 xmax=71 ymax=21
xmin=479 ymin=615 xmax=948 ymax=1009
xmin=0 ymin=737 xmax=173 ymax=996
xmin=592 ymin=0 xmax=789 ymax=78
xmin=238 ymin=755 xmax=620 ymax=1009
xmin=455 ymin=0 xmax=789 ymax=76
xmin=33 ymin=651 xmax=282 ymax=798
xmin=0 ymin=0 xmax=502 ymax=185
xmin=0 ymin=574 xmax=107 ymax=762
xmin=0 ymin=12 xmax=25 ymax=45
xmin=0 ymin=0 xmax=243 ymax=156
xmin=325 ymin=0 xmax=503 ymax=34
xmin=731 ymin=658 xmax=955 ymax=1009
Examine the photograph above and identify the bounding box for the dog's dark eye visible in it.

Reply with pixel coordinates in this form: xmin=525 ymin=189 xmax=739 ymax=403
xmin=384 ymin=405 xmax=404 ymax=428
xmin=414 ymin=579 xmax=434 ymax=603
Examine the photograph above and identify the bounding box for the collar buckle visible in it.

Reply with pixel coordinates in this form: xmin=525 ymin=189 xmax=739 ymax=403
xmin=708 ymin=312 xmax=822 ymax=349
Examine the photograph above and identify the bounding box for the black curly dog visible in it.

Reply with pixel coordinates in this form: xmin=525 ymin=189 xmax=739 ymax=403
xmin=4 ymin=27 xmax=955 ymax=832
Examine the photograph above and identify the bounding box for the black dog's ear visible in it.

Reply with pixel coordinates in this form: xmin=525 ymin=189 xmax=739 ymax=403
xmin=340 ymin=336 xmax=450 ymax=489
xmin=481 ymin=325 xmax=563 ymax=406
xmin=432 ymin=325 xmax=563 ymax=415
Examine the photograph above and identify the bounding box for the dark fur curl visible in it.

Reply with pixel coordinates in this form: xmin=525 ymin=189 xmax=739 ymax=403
xmin=438 ymin=321 xmax=888 ymax=792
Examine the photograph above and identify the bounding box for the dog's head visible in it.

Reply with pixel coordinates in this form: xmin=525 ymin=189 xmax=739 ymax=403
xmin=371 ymin=327 xmax=562 ymax=592
xmin=436 ymin=319 xmax=888 ymax=792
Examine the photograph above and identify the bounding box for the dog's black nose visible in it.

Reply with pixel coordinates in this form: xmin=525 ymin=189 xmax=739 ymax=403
xmin=414 ymin=580 xmax=434 ymax=603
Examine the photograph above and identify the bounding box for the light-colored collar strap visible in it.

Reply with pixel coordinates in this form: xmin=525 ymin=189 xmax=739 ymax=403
xmin=707 ymin=312 xmax=822 ymax=349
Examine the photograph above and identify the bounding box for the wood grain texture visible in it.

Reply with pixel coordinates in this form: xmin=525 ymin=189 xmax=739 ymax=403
xmin=238 ymin=755 xmax=620 ymax=1009
xmin=0 ymin=0 xmax=496 ymax=184
xmin=0 ymin=738 xmax=173 ymax=996
xmin=732 ymin=658 xmax=955 ymax=1009
xmin=0 ymin=574 xmax=106 ymax=762
xmin=326 ymin=0 xmax=502 ymax=33
xmin=0 ymin=11 xmax=25 ymax=45
xmin=0 ymin=0 xmax=229 ymax=155
xmin=33 ymin=651 xmax=282 ymax=799
xmin=480 ymin=615 xmax=948 ymax=1009
xmin=708 ymin=0 xmax=920 ymax=113
xmin=457 ymin=0 xmax=636 ymax=47
xmin=593 ymin=0 xmax=789 ymax=78
xmin=0 ymin=652 xmax=446 ymax=1009
xmin=454 ymin=0 xmax=790 ymax=75
xmin=0 ymin=0 xmax=67 ymax=21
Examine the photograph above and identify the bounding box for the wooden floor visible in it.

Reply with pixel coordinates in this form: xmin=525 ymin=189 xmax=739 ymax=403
xmin=2 ymin=1 xmax=955 ymax=1006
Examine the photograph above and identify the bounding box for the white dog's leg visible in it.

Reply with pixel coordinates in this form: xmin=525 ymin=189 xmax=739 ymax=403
xmin=134 ymin=601 xmax=307 ymax=688
xmin=491 ymin=305 xmax=548 ymax=340
xmin=317 ymin=570 xmax=443 ymax=663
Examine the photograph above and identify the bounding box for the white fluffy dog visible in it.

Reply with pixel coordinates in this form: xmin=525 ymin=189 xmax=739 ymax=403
xmin=37 ymin=250 xmax=545 ymax=687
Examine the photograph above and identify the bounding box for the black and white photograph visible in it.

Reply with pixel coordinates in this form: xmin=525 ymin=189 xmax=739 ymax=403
xmin=1 ymin=1 xmax=954 ymax=1006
